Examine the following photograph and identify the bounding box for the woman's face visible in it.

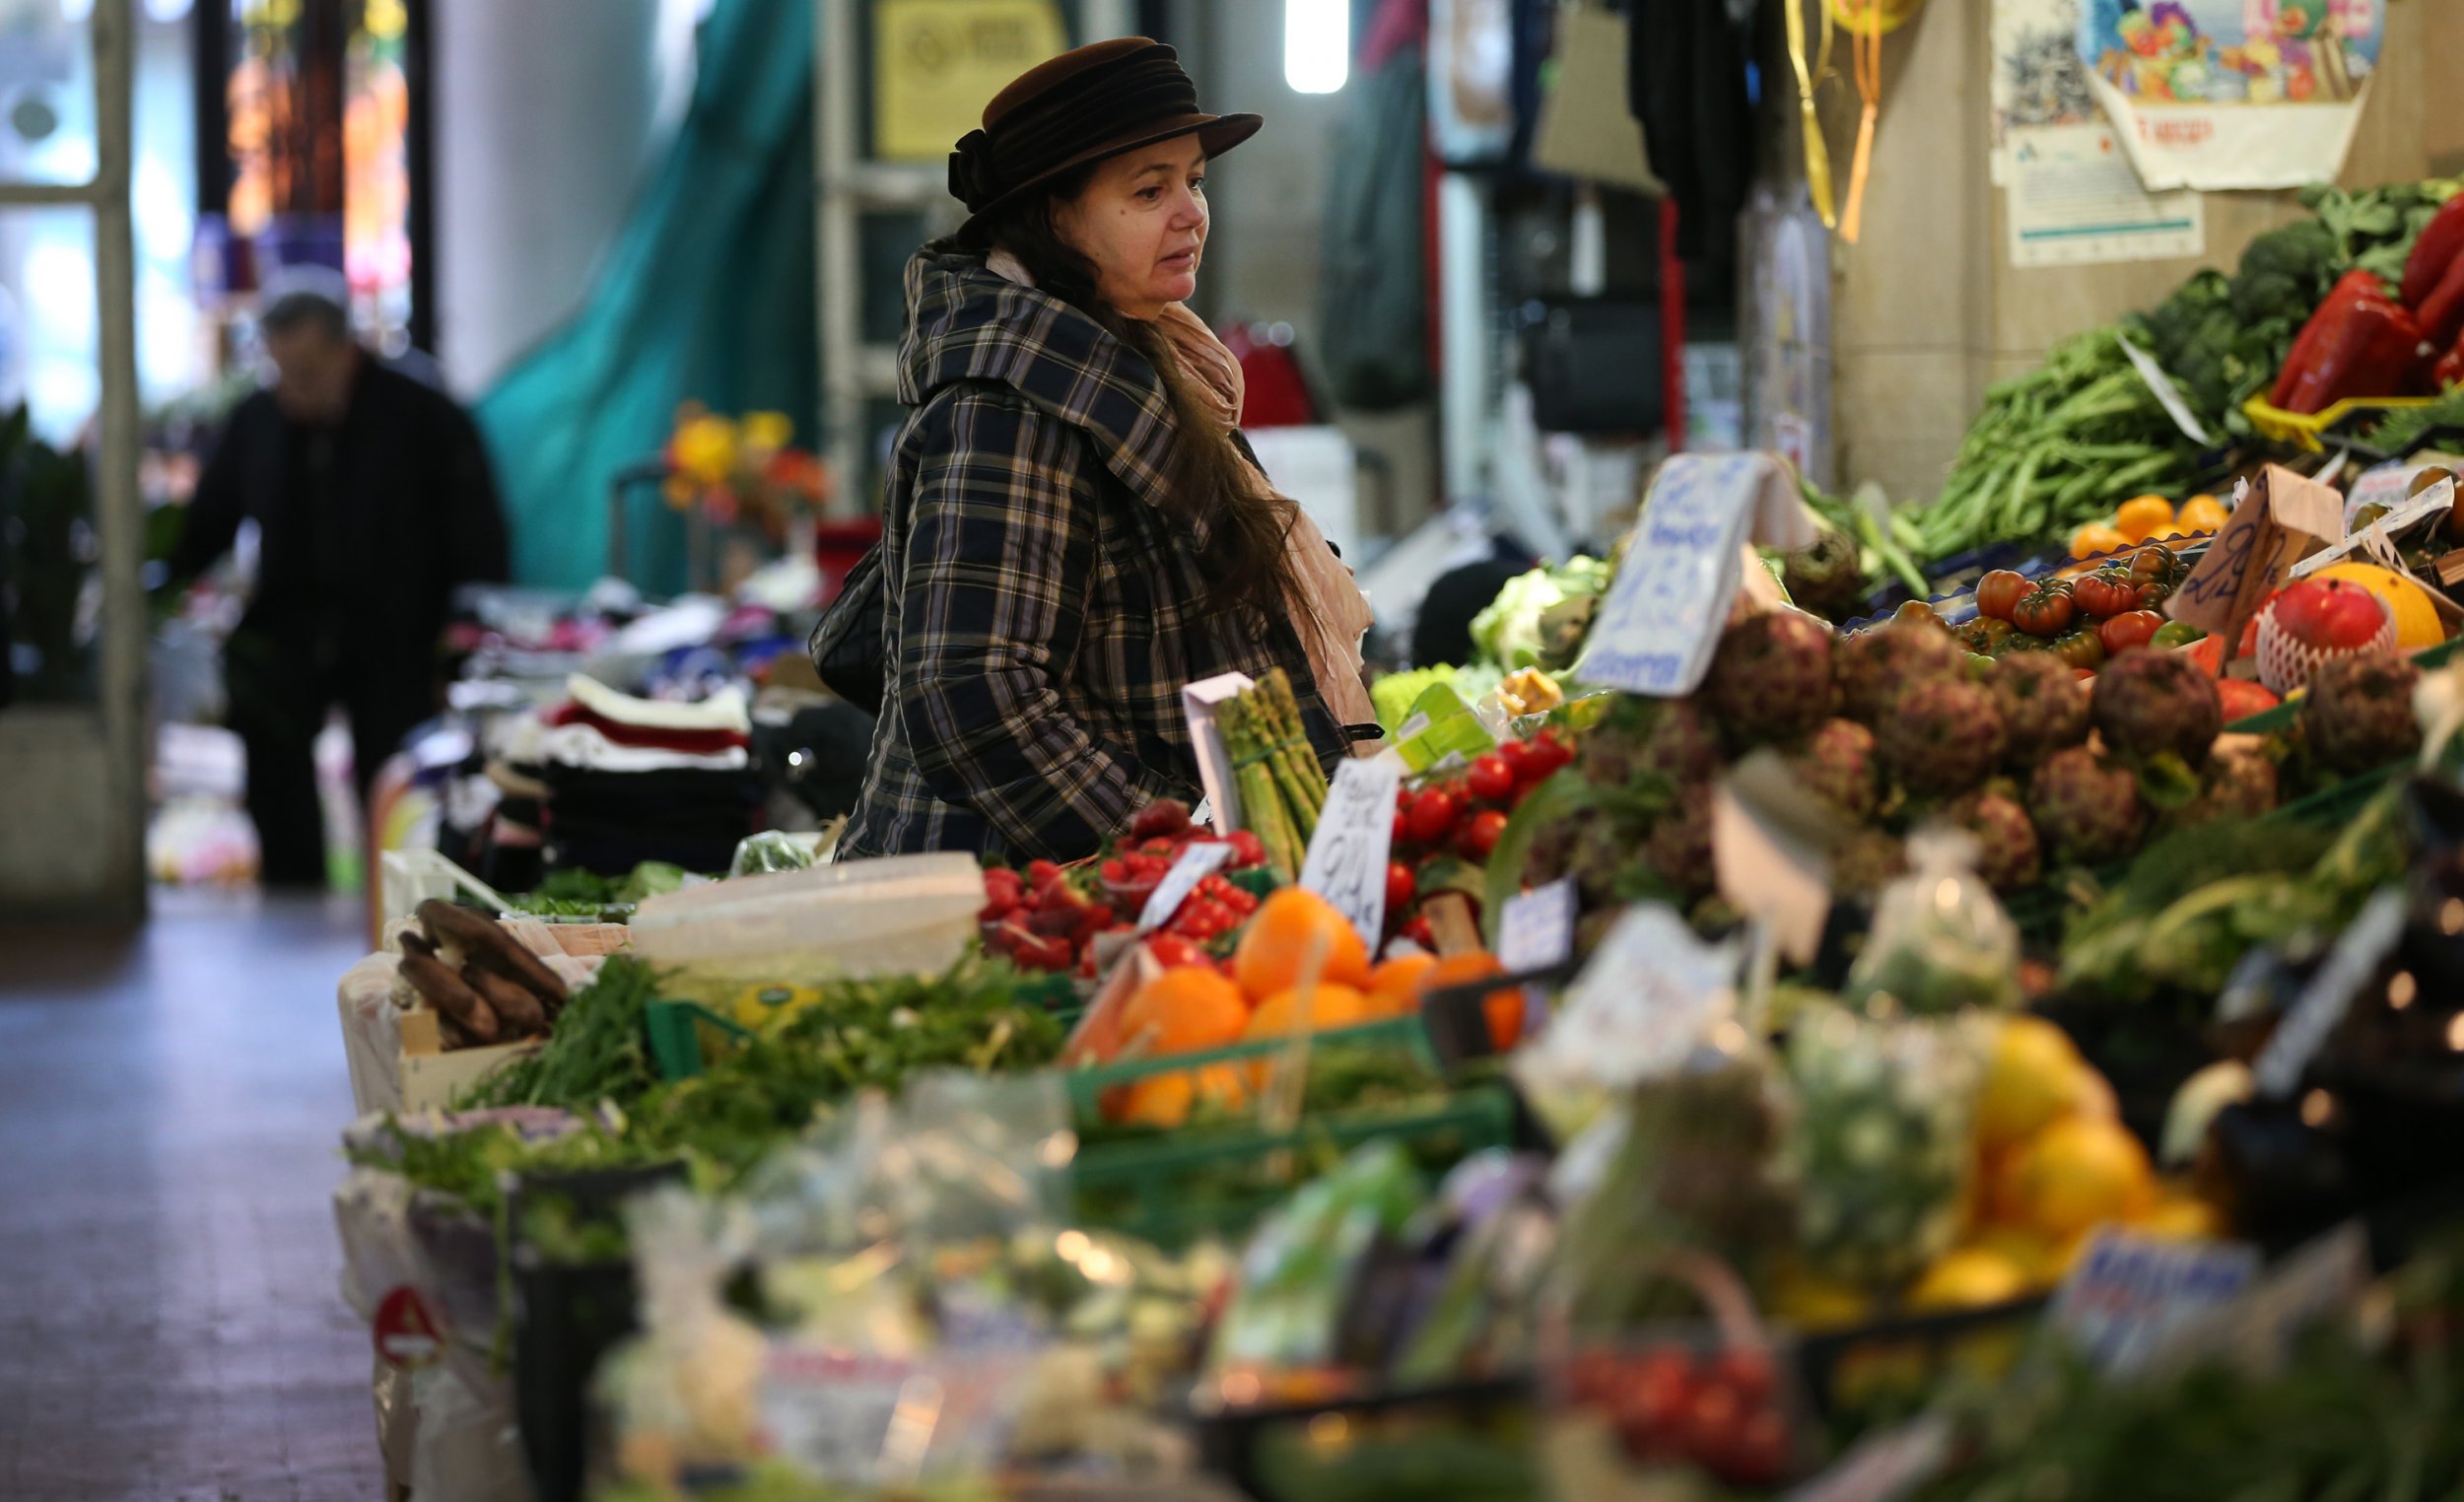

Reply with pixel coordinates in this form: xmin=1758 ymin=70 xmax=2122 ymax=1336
xmin=1054 ymin=133 xmax=1208 ymax=320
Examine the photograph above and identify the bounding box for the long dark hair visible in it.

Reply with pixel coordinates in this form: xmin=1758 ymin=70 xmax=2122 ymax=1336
xmin=958 ymin=167 xmax=1308 ymax=629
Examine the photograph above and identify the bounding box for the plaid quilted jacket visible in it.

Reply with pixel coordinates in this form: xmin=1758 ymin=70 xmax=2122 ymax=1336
xmin=838 ymin=245 xmax=1350 ymax=864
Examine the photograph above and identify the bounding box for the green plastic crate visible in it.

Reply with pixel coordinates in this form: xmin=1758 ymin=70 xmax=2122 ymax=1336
xmin=1062 ymin=1014 xmax=1510 ymax=1248
xmin=1070 ymin=1084 xmax=1517 ymax=1250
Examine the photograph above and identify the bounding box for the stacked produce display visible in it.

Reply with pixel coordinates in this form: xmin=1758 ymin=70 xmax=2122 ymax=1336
xmin=317 ymin=174 xmax=2464 ymax=1502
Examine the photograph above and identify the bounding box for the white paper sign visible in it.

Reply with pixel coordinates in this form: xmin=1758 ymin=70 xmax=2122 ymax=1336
xmin=2295 ymin=478 xmax=2458 ymax=580
xmin=2049 ymin=1230 xmax=2260 ymax=1376
xmin=1497 ymin=879 xmax=1577 ymax=972
xmin=1574 ymin=451 xmax=1816 ymax=697
xmin=1137 ymin=841 xmax=1235 ymax=932
xmin=1711 ymin=779 xmax=1833 ymax=966
xmin=1181 ymin=672 xmax=1255 ymax=835
xmin=2119 ymin=335 xmax=2214 ymax=445
xmin=1521 ymin=904 xmax=1740 ymax=1088
xmin=1298 ymin=759 xmax=1403 ymax=946
xmin=2254 ymin=888 xmax=2406 ymax=1099
xmin=1783 ymin=1413 xmax=1953 ymax=1502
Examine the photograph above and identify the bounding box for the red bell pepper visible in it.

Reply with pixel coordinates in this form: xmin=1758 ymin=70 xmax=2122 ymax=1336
xmin=2434 ymin=337 xmax=2464 ymax=393
xmin=2403 ymin=195 xmax=2464 ymax=310
xmin=2418 ymin=248 xmax=2464 ymax=353
xmin=2277 ymin=272 xmax=2424 ymax=416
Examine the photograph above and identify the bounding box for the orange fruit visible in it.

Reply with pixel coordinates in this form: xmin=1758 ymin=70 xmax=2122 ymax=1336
xmin=2004 ymin=1117 xmax=2156 ymax=1242
xmin=1118 ymin=966 xmax=1249 ymax=1058
xmin=1111 ymin=1064 xmax=1251 ymax=1128
xmin=2070 ymin=521 xmax=2130 ymax=561
xmin=1411 ymin=952 xmax=1527 ymax=1052
xmin=1244 ymin=982 xmax=1372 ymax=1041
xmin=1232 ymin=888 xmax=1372 ymax=1002
xmin=2115 ymin=495 xmax=2174 ymax=544
xmin=1366 ymin=953 xmax=1438 ymax=1017
xmin=2175 ymin=494 xmax=2228 ymax=533
xmin=1907 ymin=1248 xmax=2031 ymax=1313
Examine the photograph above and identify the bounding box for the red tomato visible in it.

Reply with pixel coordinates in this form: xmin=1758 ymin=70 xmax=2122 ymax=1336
xmin=1974 ymin=569 xmax=2029 ymax=622
xmin=1385 ymin=861 xmax=1417 ymax=915
xmin=1709 ymin=1349 xmax=1777 ymax=1408
xmin=1466 ymin=753 xmax=1516 ymax=803
xmin=1391 ymin=810 xmax=1411 ymax=851
xmin=2010 ymin=582 xmax=2078 ymax=637
xmin=2098 ymin=608 xmax=2164 ymax=655
xmin=1681 ymin=1383 xmax=1745 ymax=1468
xmin=2071 ymin=569 xmax=2141 ymax=619
xmin=1721 ymin=1407 xmax=1793 ymax=1486
xmin=1496 ymin=738 xmax=1538 ymax=783
xmin=1616 ymin=1349 xmax=1698 ymax=1457
xmin=1403 ymin=916 xmax=1435 ymax=951
xmin=1525 ymin=732 xmax=1575 ymax=779
xmin=2217 ymin=677 xmax=2282 ymax=721
xmin=1144 ymin=933 xmax=1207 ymax=970
xmin=1227 ymin=829 xmax=1267 ymax=868
xmin=1461 ymin=809 xmax=1510 ymax=860
xmin=1405 ymin=786 xmax=1463 ymax=844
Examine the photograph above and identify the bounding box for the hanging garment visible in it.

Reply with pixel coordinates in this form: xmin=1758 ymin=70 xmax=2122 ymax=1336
xmin=1628 ymin=0 xmax=1759 ymax=263
xmin=1319 ymin=0 xmax=1434 ymax=412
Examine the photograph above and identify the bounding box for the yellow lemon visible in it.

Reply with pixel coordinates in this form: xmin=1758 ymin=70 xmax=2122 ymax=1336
xmin=2008 ymin=1117 xmax=2156 ymax=1242
xmin=1907 ymin=1248 xmax=2032 ymax=1313
xmin=1975 ymin=1016 xmax=2088 ymax=1154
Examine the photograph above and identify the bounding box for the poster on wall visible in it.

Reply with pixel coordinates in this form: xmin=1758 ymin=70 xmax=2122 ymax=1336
xmin=1991 ymin=0 xmax=2101 ymax=183
xmin=873 ymin=0 xmax=1067 ymax=163
xmin=2076 ymin=0 xmax=2386 ymax=191
xmin=2006 ymin=121 xmax=2206 ymax=267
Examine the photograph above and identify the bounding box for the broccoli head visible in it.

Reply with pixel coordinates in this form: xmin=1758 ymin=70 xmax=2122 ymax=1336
xmin=2229 ymin=219 xmax=2337 ymax=324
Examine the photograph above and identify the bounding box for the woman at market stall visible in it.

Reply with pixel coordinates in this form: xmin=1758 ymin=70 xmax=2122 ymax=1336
xmin=833 ymin=37 xmax=1376 ymax=864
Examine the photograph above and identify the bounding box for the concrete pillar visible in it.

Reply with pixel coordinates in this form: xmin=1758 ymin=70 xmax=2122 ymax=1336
xmin=429 ymin=0 xmax=682 ymax=395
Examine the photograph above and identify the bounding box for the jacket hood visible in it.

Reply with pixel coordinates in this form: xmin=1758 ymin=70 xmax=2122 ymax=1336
xmin=898 ymin=245 xmax=1182 ymax=512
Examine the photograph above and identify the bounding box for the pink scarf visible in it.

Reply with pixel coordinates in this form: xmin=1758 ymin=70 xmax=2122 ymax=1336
xmin=1152 ymin=307 xmax=1379 ymax=746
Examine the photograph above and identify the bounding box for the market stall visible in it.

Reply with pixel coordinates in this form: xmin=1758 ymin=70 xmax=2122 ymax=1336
xmin=317 ymin=170 xmax=2464 ymax=1502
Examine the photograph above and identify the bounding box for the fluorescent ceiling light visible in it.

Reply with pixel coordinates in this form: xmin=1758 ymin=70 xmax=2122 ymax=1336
xmin=1284 ymin=0 xmax=1348 ymax=95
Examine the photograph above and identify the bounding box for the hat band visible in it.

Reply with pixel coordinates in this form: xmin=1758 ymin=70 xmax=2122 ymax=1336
xmin=949 ymin=50 xmax=1204 ymax=213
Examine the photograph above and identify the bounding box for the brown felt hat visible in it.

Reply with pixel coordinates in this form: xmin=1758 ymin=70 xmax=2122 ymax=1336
xmin=949 ymin=37 xmax=1261 ymax=235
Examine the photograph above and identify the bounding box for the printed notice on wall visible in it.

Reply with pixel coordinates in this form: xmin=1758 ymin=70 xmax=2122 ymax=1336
xmin=2007 ymin=122 xmax=2205 ymax=268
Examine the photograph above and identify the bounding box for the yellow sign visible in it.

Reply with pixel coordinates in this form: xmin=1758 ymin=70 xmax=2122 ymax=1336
xmin=874 ymin=0 xmax=1068 ymax=164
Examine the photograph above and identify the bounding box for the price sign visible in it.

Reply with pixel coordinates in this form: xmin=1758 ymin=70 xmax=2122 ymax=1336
xmin=1712 ymin=754 xmax=1843 ymax=966
xmin=2166 ymin=465 xmax=2343 ymax=649
xmin=1521 ymin=904 xmax=1740 ymax=1088
xmin=2049 ymin=1229 xmax=2260 ymax=1375
xmin=2294 ymin=478 xmax=2457 ymax=580
xmin=2119 ymin=335 xmax=2214 ymax=445
xmin=2254 ymin=888 xmax=2407 ymax=1099
xmin=1575 ymin=452 xmax=1816 ymax=696
xmin=1298 ymin=759 xmax=1404 ymax=945
xmin=1137 ymin=841 xmax=1234 ymax=931
xmin=1498 ymin=879 xmax=1576 ymax=971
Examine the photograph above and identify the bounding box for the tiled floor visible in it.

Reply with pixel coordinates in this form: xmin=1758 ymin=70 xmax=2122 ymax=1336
xmin=0 ymin=889 xmax=386 ymax=1501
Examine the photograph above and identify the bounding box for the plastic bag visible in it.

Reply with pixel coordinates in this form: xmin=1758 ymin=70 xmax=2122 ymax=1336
xmin=728 ymin=829 xmax=822 ymax=878
xmin=1785 ymin=1001 xmax=1988 ymax=1289
xmin=1207 ymin=1139 xmax=1427 ymax=1375
xmin=1844 ymin=827 xmax=2022 ymax=1015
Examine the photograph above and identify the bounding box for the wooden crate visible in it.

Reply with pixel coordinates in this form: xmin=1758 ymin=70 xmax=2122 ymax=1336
xmin=397 ymin=1005 xmax=541 ymax=1113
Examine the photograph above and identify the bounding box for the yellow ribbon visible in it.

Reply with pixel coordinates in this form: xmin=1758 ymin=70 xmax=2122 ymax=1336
xmin=1785 ymin=0 xmax=1837 ymax=230
xmin=1839 ymin=0 xmax=1883 ymax=244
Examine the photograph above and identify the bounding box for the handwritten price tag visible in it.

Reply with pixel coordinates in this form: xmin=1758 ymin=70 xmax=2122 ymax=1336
xmin=2167 ymin=466 xmax=2342 ymax=649
xmin=1298 ymin=759 xmax=1403 ymax=946
xmin=1137 ymin=841 xmax=1235 ymax=932
xmin=1576 ymin=452 xmax=1815 ymax=697
xmin=1498 ymin=879 xmax=1576 ymax=971
xmin=2049 ymin=1230 xmax=2260 ymax=1376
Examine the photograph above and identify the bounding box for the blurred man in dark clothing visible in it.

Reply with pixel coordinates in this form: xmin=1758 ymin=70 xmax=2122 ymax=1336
xmin=170 ymin=274 xmax=509 ymax=887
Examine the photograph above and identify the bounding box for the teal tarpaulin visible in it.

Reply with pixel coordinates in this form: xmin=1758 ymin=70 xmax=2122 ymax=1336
xmin=475 ymin=0 xmax=818 ymax=593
